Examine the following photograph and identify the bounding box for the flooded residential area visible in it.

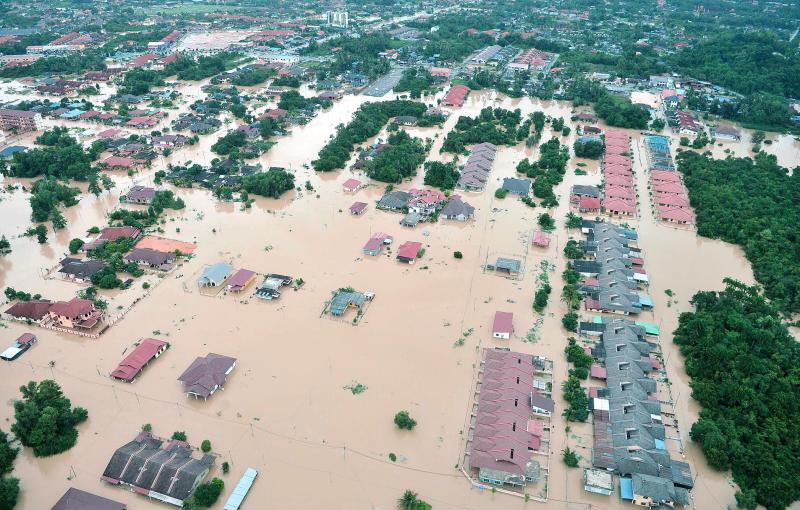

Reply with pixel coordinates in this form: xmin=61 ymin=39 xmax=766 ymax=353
xmin=0 ymin=2 xmax=798 ymax=510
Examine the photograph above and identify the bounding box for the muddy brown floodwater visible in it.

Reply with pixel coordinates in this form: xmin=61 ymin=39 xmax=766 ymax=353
xmin=0 ymin=81 xmax=784 ymax=510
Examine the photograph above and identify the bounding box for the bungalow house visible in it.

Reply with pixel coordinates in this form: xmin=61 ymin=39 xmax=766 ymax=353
xmin=377 ymin=190 xmax=410 ymax=211
xmin=110 ymin=338 xmax=168 ymax=382
xmin=58 ymin=257 xmax=107 ymax=282
xmin=198 ymin=262 xmax=233 ymax=287
xmin=226 ymin=268 xmax=257 ymax=292
xmin=440 ymin=197 xmax=475 ymax=221
xmin=571 ymin=185 xmax=600 ymax=199
xmin=490 ymin=257 xmax=521 ymax=277
xmin=255 ymin=274 xmax=292 ymax=300
xmin=363 ymin=232 xmax=392 ymax=256
xmin=101 ymin=432 xmax=214 ymax=506
xmin=47 ymin=298 xmax=103 ymax=330
xmin=124 ymin=248 xmax=175 ymax=270
xmin=491 ymin=311 xmax=513 ymax=339
xmin=350 ymin=201 xmax=368 ymax=215
xmin=100 ymin=226 xmax=142 ymax=241
xmin=532 ymin=230 xmax=551 ymax=247
xmin=104 ymin=156 xmax=144 ymax=170
xmin=2 ymin=299 xmax=53 ymax=323
xmin=342 ymin=178 xmax=362 ymax=192
xmin=328 ymin=290 xmax=368 ymax=316
xmin=121 ymin=185 xmax=155 ymax=204
xmin=396 ymin=241 xmax=423 ymax=264
xmin=430 ymin=67 xmax=452 ymax=81
xmin=400 ymin=212 xmax=422 ymax=227
xmin=395 ymin=115 xmax=417 ymax=126
xmin=177 ymin=353 xmax=237 ymax=399
xmin=502 ymin=177 xmax=531 ymax=196
xmin=712 ymin=125 xmax=740 ymax=141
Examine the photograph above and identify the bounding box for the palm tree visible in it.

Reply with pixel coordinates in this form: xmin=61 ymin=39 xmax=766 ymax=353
xmin=397 ymin=490 xmax=419 ymax=510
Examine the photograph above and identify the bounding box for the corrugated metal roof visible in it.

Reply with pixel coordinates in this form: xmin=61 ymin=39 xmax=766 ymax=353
xmin=223 ymin=468 xmax=258 ymax=510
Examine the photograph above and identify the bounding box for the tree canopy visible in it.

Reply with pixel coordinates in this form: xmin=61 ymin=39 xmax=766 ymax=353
xmin=673 ymin=280 xmax=800 ymax=510
xmin=11 ymin=380 xmax=88 ymax=457
xmin=677 ymin=150 xmax=800 ymax=313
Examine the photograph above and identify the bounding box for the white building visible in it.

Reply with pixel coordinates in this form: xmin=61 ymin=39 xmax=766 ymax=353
xmin=327 ymin=10 xmax=349 ymax=28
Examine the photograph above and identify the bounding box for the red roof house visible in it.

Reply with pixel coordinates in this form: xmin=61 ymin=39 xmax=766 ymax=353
xmin=342 ymin=178 xmax=362 ymax=192
xmin=350 ymin=201 xmax=367 ymax=215
xmin=226 ymin=269 xmax=257 ymax=292
xmin=396 ymin=241 xmax=422 ymax=263
xmin=100 ymin=226 xmax=142 ymax=241
xmin=491 ymin=311 xmax=514 ymax=339
xmin=111 ymin=338 xmax=168 ymax=382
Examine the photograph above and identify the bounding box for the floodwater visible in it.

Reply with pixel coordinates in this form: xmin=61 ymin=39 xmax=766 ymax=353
xmin=0 ymin=79 xmax=778 ymax=510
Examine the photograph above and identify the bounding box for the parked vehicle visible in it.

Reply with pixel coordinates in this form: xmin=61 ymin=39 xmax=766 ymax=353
xmin=0 ymin=333 xmax=37 ymax=361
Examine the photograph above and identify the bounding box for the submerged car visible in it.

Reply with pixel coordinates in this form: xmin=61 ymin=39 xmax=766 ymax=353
xmin=0 ymin=333 xmax=37 ymax=361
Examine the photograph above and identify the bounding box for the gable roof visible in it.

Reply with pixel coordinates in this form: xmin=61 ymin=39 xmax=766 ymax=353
xmin=177 ymin=353 xmax=237 ymax=398
xmin=52 ymin=488 xmax=126 ymax=510
xmin=111 ymin=338 xmax=168 ymax=382
xmin=4 ymin=299 xmax=53 ymax=321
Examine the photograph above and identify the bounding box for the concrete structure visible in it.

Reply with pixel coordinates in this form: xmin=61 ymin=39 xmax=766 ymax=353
xmin=0 ymin=108 xmax=43 ymax=132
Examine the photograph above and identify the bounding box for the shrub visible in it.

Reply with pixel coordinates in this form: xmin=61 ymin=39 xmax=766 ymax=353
xmin=222 ymin=461 xmax=230 ymax=474
xmin=562 ymin=312 xmax=579 ymax=332
xmin=68 ymin=238 xmax=84 ymax=254
xmin=494 ymin=188 xmax=507 ymax=199
xmin=394 ymin=411 xmax=417 ymax=430
xmin=389 ymin=453 xmax=397 ymax=462
xmin=453 ymin=251 xmax=463 ymax=259
xmin=192 ymin=477 xmax=224 ymax=508
xmin=562 ymin=447 xmax=579 ymax=467
xmin=171 ymin=431 xmax=187 ymax=441
xmin=201 ymin=439 xmax=211 ymax=453
xmin=141 ymin=423 xmax=152 ymax=432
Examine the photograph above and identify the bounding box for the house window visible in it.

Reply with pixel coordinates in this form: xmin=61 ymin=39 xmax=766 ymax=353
xmin=510 ymin=448 xmax=514 ymax=459
xmin=619 ymin=361 xmax=630 ymax=370
xmin=626 ymin=429 xmax=637 ymax=440
xmin=514 ymin=398 xmax=518 ymax=407
xmin=516 ymin=376 xmax=520 ymax=384
xmin=621 ymin=381 xmax=632 ymax=391
xmin=512 ymin=422 xmax=516 ymax=432
xmin=624 ymin=404 xmax=634 ymax=414
xmin=616 ymin=344 xmax=625 ymax=352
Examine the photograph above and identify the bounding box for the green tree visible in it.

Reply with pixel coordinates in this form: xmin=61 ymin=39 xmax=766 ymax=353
xmin=68 ymin=238 xmax=84 ymax=254
xmin=0 ymin=476 xmax=19 ymax=510
xmin=11 ymin=380 xmax=88 ymax=457
xmin=394 ymin=411 xmax=417 ymax=430
xmin=537 ymin=213 xmax=555 ymax=232
xmin=397 ymin=490 xmax=419 ymax=510
xmin=201 ymin=439 xmax=211 ymax=453
xmin=0 ymin=236 xmax=10 ymax=256
xmin=0 ymin=430 xmax=18 ymax=475
xmin=561 ymin=312 xmax=578 ymax=332
xmin=192 ymin=477 xmax=224 ymax=508
xmin=171 ymin=431 xmax=187 ymax=441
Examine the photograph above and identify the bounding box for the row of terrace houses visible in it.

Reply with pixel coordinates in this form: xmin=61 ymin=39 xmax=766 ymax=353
xmin=644 ymin=135 xmax=695 ymax=225
xmin=577 ymin=221 xmax=651 ymax=316
xmin=468 ymin=348 xmax=555 ymax=487
xmin=586 ymin=317 xmax=693 ymax=507
xmin=457 ymin=143 xmax=497 ymax=192
xmin=602 ymin=130 xmax=636 ymax=217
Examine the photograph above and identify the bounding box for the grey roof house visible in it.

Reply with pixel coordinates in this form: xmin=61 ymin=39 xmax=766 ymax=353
xmin=502 ymin=177 xmax=531 ymax=196
xmin=441 ymin=198 xmax=475 ymax=221
xmin=101 ymin=432 xmax=214 ymax=506
xmin=377 ymin=191 xmax=410 ymax=211
xmin=177 ymin=353 xmax=237 ymax=399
